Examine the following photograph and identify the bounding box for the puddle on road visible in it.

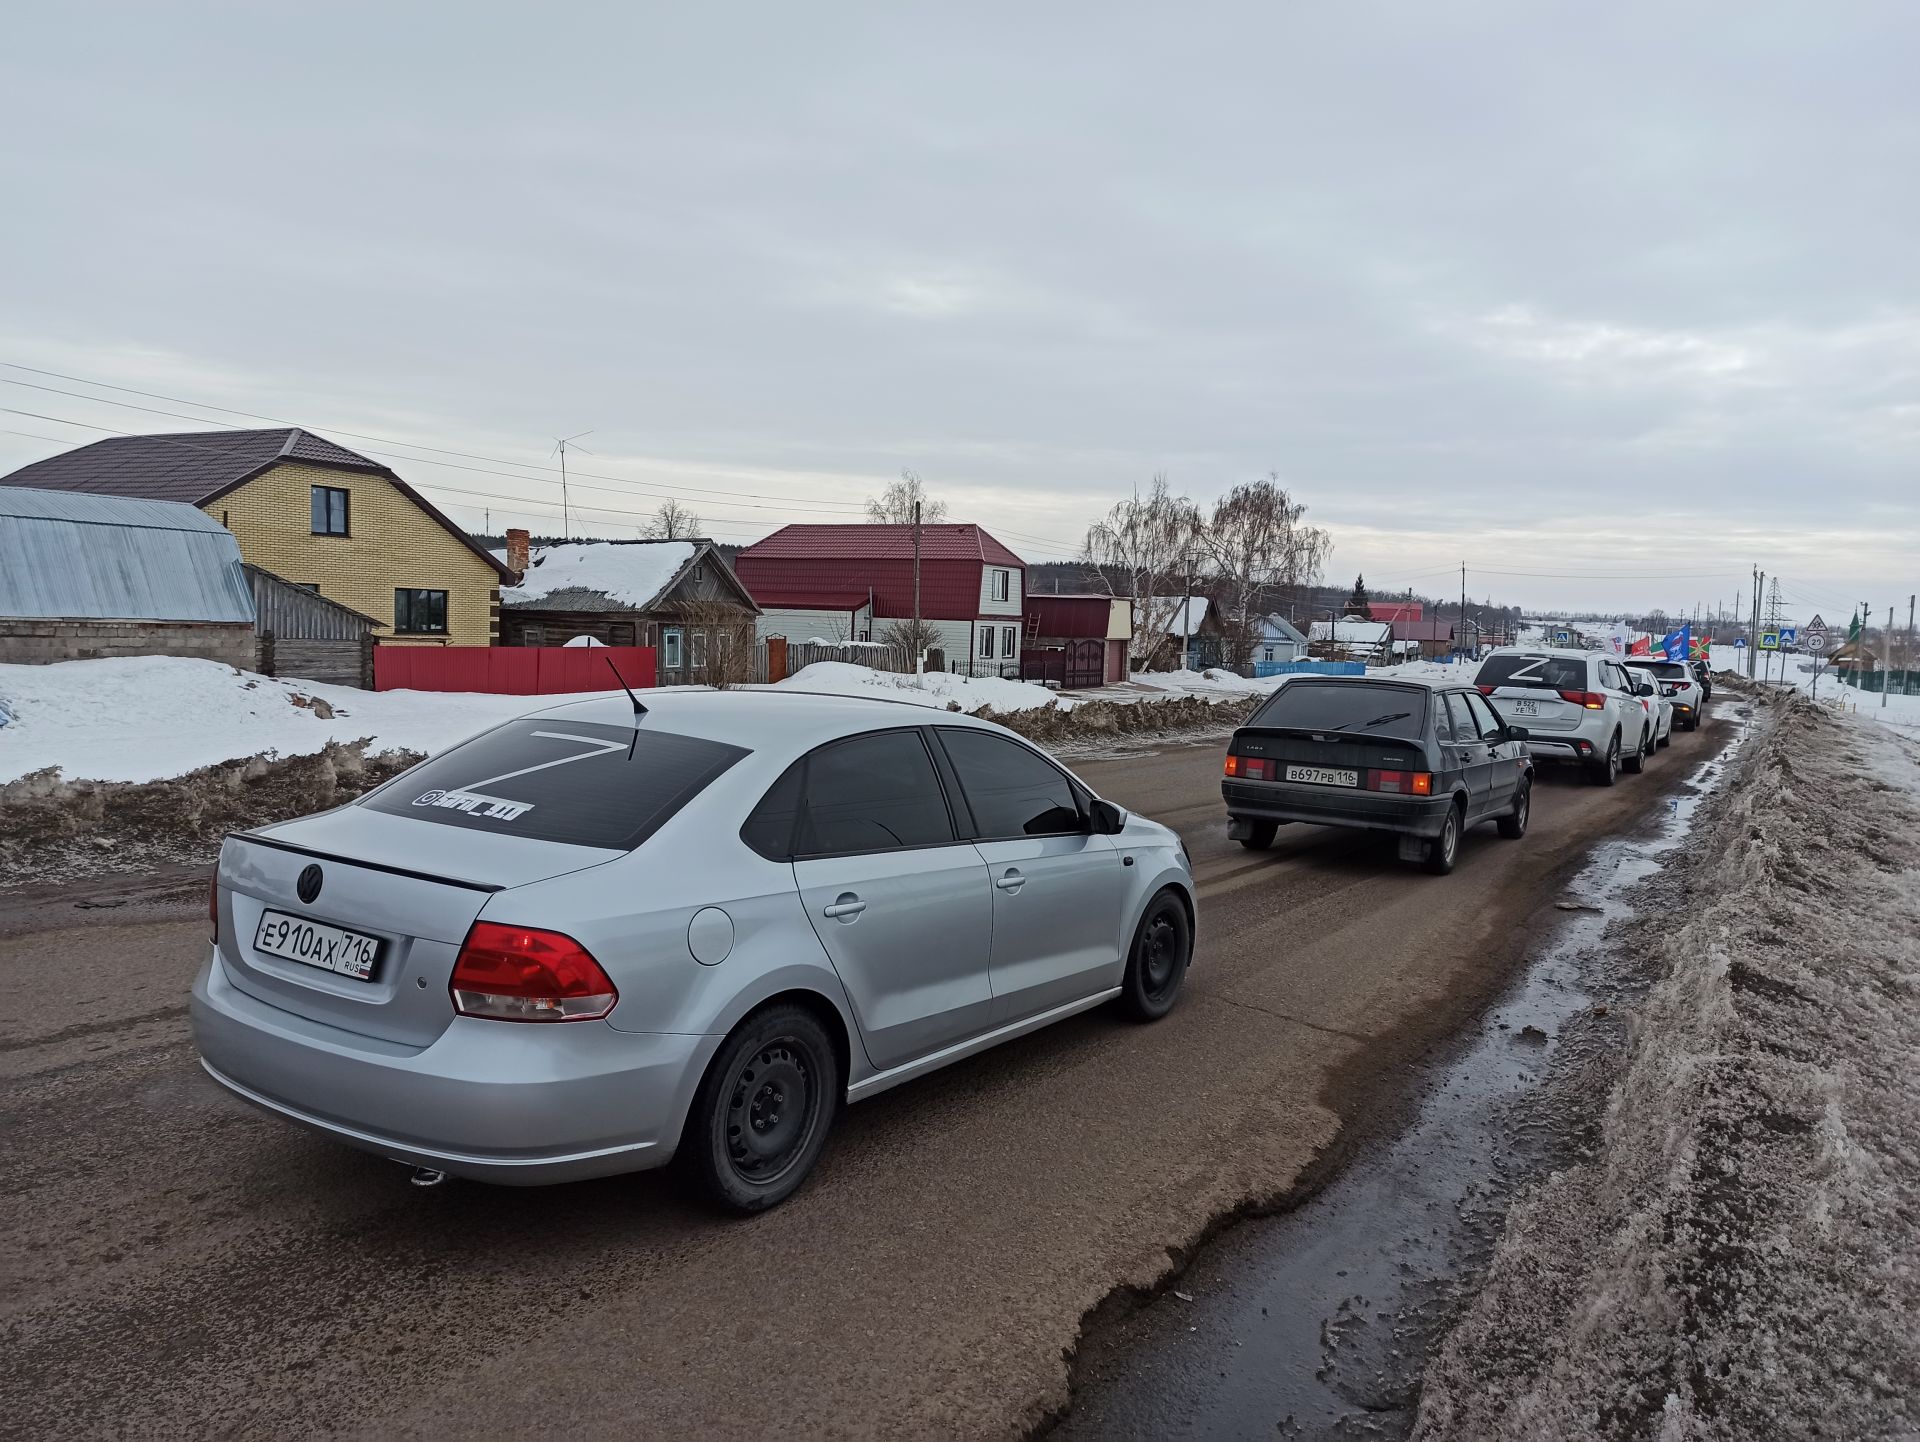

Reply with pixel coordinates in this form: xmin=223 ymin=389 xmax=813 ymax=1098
xmin=1053 ymin=705 xmax=1754 ymax=1441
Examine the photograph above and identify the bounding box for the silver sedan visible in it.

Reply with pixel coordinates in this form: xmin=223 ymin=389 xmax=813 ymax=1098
xmin=192 ymin=690 xmax=1197 ymax=1211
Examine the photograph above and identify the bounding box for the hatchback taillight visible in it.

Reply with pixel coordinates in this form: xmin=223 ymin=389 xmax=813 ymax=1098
xmin=451 ymin=922 xmax=618 ymax=1022
xmin=1558 ymin=689 xmax=1607 ymax=709
xmin=1223 ymin=754 xmax=1275 ymax=781
xmin=1369 ymin=769 xmax=1433 ymax=795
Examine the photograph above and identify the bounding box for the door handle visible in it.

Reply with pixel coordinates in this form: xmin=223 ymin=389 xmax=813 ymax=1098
xmin=821 ymin=893 xmax=867 ymax=921
xmin=994 ymin=868 xmax=1027 ymax=892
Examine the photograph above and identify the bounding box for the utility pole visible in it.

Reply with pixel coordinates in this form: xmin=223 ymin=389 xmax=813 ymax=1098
xmin=1460 ymin=562 xmax=1468 ymax=661
xmin=1886 ymin=606 xmax=1895 ymax=708
xmin=551 ymin=430 xmax=593 ymax=538
xmin=911 ymin=499 xmax=923 ymax=675
xmin=1906 ymin=594 xmax=1915 ymax=697
xmin=1182 ymin=552 xmax=1194 ymax=670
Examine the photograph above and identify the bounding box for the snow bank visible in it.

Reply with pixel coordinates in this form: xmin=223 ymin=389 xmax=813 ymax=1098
xmin=1415 ymin=696 xmax=1920 ymax=1440
xmin=0 ymin=656 xmax=586 ymax=784
xmin=774 ymin=661 xmax=1071 ymax=713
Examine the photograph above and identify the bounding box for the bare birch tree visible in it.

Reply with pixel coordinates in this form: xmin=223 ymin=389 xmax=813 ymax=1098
xmin=645 ymin=498 xmax=704 ymax=539
xmin=1200 ymin=474 xmax=1330 ymax=668
xmin=1082 ymin=474 xmax=1203 ymax=670
xmin=866 ymin=470 xmax=948 ymax=524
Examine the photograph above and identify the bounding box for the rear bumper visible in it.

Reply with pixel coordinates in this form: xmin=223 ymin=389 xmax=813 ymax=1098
xmin=1516 ymin=734 xmax=1599 ymax=763
xmin=191 ymin=953 xmax=716 ymax=1185
xmin=1223 ymin=779 xmax=1455 ymax=838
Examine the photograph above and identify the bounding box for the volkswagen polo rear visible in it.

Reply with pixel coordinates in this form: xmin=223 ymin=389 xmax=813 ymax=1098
xmin=191 ymin=715 xmax=750 ymax=1184
xmin=1474 ymin=649 xmax=1607 ymax=768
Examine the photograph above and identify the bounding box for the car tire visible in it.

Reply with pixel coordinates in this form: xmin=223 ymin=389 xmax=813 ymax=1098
xmin=1120 ymin=889 xmax=1192 ymax=1022
xmin=1424 ymin=801 xmax=1463 ymax=875
xmin=1589 ymin=732 xmax=1620 ymax=786
xmin=680 ymin=1003 xmax=840 ymax=1215
xmin=1624 ymin=726 xmax=1648 ymax=773
xmin=1497 ymin=778 xmax=1530 ymax=839
xmin=1658 ymin=724 xmax=1672 ymax=749
xmin=1239 ymin=820 xmax=1279 ymax=851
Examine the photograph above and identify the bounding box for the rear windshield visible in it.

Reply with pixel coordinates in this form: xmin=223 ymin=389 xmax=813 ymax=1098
xmin=360 ymin=718 xmax=748 ymax=850
xmin=1628 ymin=662 xmax=1688 ymax=679
xmin=1248 ymin=681 xmax=1427 ymax=740
xmin=1475 ymin=654 xmax=1586 ymax=691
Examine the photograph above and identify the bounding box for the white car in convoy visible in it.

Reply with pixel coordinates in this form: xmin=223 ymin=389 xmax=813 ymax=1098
xmin=1627 ymin=657 xmax=1706 ymax=732
xmin=1624 ymin=660 xmax=1675 ymax=749
xmin=1474 ymin=647 xmax=1657 ymax=785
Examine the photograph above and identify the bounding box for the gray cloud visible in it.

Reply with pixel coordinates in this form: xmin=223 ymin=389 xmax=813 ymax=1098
xmin=2 ymin=1 xmax=1915 ymax=612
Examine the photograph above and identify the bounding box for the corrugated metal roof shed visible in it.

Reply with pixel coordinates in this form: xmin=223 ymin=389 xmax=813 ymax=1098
xmin=0 ymin=486 xmax=255 ymax=623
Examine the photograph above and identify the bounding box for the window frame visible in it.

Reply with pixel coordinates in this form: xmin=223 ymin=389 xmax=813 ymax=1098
xmin=521 ymin=624 xmax=547 ymax=647
xmin=661 ymin=628 xmax=684 ymax=670
xmin=990 ymin=569 xmax=1010 ymax=603
xmin=978 ymin=626 xmax=995 ymax=659
xmin=1001 ymin=624 xmax=1018 ymax=660
xmin=1462 ymin=690 xmax=1505 ymax=738
xmin=310 ymin=484 xmax=350 ymax=537
xmin=392 ymin=587 xmax=449 ymax=635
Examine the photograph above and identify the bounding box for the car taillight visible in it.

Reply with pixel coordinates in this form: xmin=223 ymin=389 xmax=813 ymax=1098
xmin=451 ymin=922 xmax=617 ymax=1022
xmin=1476 ymin=685 xmax=1495 ymax=696
xmin=1558 ymin=689 xmax=1606 ymax=709
xmin=1224 ymin=755 xmax=1275 ymax=780
xmin=1369 ymin=769 xmax=1432 ymax=795
xmin=209 ymin=871 xmax=219 ymax=945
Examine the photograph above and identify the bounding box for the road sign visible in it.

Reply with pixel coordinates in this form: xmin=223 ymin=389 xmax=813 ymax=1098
xmin=1734 ymin=637 xmax=1748 ymax=649
xmin=1551 ymin=629 xmax=1573 ymax=646
xmin=1759 ymin=630 xmax=1780 ymax=650
xmin=1778 ymin=626 xmax=1798 ymax=647
xmin=1806 ymin=627 xmax=1829 ymax=652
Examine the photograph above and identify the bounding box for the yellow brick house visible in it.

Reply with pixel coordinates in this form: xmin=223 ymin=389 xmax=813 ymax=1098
xmin=0 ymin=428 xmax=516 ymax=646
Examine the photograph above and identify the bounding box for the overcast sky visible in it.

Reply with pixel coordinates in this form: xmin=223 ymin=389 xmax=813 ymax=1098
xmin=3 ymin=3 xmax=1915 ymax=618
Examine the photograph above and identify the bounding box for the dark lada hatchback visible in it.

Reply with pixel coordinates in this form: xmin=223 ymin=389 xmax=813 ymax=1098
xmin=1221 ymin=677 xmax=1534 ymax=874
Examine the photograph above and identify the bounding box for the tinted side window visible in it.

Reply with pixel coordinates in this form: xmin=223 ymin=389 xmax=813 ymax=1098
xmin=937 ymin=729 xmax=1084 ymax=838
xmin=797 ymin=731 xmax=954 ymax=856
xmin=1433 ymin=698 xmax=1456 ymax=742
xmin=1444 ymin=693 xmax=1480 ymax=741
xmin=1464 ymin=692 xmax=1503 ymax=737
xmin=741 ymin=760 xmax=804 ymax=861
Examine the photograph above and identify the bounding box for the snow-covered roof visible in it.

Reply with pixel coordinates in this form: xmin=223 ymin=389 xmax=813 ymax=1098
xmin=496 ymin=540 xmax=697 ymax=610
xmin=1257 ymin=613 xmax=1309 ymax=644
xmin=1308 ymin=618 xmax=1392 ymax=644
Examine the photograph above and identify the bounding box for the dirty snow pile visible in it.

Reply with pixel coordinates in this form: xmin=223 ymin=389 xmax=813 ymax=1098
xmin=1415 ymin=693 xmax=1920 ymax=1440
xmin=0 ymin=656 xmax=572 ymax=785
xmin=771 ymin=661 xmax=1294 ymax=712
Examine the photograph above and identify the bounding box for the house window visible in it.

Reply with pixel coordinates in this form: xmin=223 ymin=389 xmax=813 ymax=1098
xmin=310 ymin=486 xmax=349 ymax=536
xmin=979 ymin=627 xmax=995 ymax=659
xmin=393 ymin=588 xmax=448 ymax=634
xmin=691 ymin=630 xmax=708 ymax=670
xmin=294 ymin=582 xmax=320 ymax=594
xmin=1002 ymin=625 xmax=1018 ymax=658
xmin=693 ymin=563 xmax=705 ymax=582
xmin=1263 ymin=646 xmax=1275 ymax=662
xmin=990 ymin=569 xmax=1010 ymax=603
xmin=522 ymin=625 xmax=547 ymax=647
xmin=662 ymin=628 xmax=683 ymax=670
xmin=608 ymin=622 xmax=636 ymax=647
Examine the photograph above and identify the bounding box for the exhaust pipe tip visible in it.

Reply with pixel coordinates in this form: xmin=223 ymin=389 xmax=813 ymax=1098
xmin=409 ymin=1166 xmax=448 ymax=1189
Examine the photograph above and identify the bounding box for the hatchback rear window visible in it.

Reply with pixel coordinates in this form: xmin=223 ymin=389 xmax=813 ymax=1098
xmin=361 ymin=718 xmax=748 ymax=850
xmin=1475 ymin=654 xmax=1586 ymax=691
xmin=1248 ymin=681 xmax=1428 ymax=740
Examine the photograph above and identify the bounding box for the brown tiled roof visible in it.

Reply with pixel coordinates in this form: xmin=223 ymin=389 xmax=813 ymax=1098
xmin=0 ymin=428 xmax=516 ymax=582
xmin=740 ymin=523 xmax=1027 ymax=568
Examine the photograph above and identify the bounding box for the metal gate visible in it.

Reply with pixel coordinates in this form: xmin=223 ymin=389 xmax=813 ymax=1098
xmin=1021 ymin=639 xmax=1105 ymax=690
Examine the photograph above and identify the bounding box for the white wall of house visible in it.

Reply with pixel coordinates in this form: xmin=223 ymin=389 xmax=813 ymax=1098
xmin=756 ymin=604 xmax=872 ymax=643
xmin=978 ymin=565 xmax=1024 ymax=618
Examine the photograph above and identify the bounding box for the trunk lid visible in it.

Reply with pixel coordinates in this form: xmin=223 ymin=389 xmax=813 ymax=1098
xmin=1229 ymin=726 xmax=1426 ymax=772
xmin=215 ymin=807 xmax=621 ymax=1047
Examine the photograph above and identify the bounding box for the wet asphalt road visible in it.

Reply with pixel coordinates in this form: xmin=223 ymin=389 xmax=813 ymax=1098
xmin=0 ymin=718 xmax=1730 ymax=1441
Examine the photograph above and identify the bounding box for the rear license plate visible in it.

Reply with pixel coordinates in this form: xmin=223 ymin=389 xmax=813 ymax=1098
xmin=1285 ymin=764 xmax=1357 ymax=787
xmin=1509 ymin=698 xmax=1540 ymax=716
xmin=253 ymin=909 xmax=381 ymax=981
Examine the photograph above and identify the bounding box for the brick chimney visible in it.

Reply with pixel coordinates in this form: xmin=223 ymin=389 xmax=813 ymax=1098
xmin=505 ymin=528 xmax=530 ymax=578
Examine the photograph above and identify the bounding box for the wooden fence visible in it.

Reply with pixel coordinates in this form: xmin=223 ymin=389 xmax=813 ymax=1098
xmin=374 ymin=645 xmax=657 ymax=694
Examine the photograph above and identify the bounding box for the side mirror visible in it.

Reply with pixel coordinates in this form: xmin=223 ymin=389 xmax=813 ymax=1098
xmin=1506 ymin=724 xmax=1529 ymax=741
xmin=1637 ymin=682 xmax=1655 ymax=697
xmin=1088 ymin=798 xmax=1127 ymax=835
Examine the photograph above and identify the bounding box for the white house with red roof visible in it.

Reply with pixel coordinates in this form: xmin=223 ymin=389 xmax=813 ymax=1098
xmin=733 ymin=523 xmax=1027 ymax=676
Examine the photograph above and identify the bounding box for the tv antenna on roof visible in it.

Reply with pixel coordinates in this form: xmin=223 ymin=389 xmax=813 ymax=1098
xmin=550 ymin=430 xmax=594 ymax=537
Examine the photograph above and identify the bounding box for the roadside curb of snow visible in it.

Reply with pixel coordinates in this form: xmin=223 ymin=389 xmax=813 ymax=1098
xmin=0 ymin=740 xmax=424 ymax=886
xmin=1413 ymin=692 xmax=1920 ymax=1440
xmin=975 ymin=693 xmax=1260 ymax=745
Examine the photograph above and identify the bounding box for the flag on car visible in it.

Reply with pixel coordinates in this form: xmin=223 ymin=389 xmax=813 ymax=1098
xmin=1628 ymin=635 xmax=1652 ymax=656
xmin=1660 ymin=625 xmax=1692 ymax=664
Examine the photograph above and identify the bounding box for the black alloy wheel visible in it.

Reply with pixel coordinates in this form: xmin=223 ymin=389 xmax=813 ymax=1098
xmin=683 ymin=1004 xmax=839 ymax=1213
xmin=1121 ymin=890 xmax=1192 ymax=1022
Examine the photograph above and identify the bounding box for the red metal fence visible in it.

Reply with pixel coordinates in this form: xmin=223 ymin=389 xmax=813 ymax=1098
xmin=373 ymin=645 xmax=658 ymax=694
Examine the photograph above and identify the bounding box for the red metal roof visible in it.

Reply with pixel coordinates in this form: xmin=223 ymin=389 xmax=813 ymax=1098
xmin=741 ymin=523 xmax=1026 ymax=569
xmin=1368 ymin=601 xmax=1424 ymax=623
xmin=751 ymin=589 xmax=872 ymax=610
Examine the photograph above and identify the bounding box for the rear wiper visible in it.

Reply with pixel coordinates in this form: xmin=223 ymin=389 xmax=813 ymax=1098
xmin=1330 ymin=711 xmax=1412 ymax=732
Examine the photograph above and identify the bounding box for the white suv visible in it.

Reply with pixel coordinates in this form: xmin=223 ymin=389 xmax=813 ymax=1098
xmin=1474 ymin=648 xmax=1656 ymax=785
xmin=1626 ymin=657 xmax=1705 ymax=732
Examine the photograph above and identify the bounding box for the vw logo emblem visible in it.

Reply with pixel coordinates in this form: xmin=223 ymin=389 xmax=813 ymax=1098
xmin=296 ymin=864 xmax=324 ymax=904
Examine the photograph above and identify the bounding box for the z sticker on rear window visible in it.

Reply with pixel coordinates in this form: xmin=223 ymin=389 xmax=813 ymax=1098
xmin=407 ymin=730 xmax=628 ymax=823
